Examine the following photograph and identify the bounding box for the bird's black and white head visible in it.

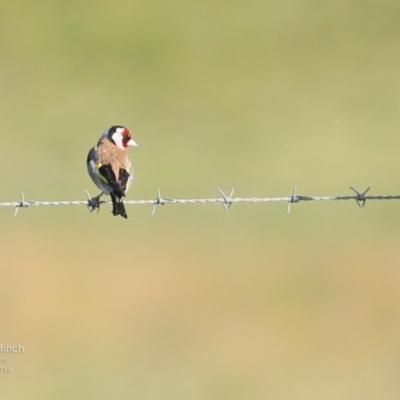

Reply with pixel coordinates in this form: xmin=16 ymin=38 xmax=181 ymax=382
xmin=103 ymin=125 xmax=138 ymax=150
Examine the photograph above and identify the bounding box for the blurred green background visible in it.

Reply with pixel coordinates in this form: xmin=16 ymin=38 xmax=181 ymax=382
xmin=2 ymin=1 xmax=400 ymax=398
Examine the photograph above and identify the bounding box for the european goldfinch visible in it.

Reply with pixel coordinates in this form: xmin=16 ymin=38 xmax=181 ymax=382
xmin=87 ymin=125 xmax=138 ymax=219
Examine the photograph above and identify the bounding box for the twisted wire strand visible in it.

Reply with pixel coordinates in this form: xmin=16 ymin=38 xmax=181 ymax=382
xmin=2 ymin=187 xmax=400 ymax=216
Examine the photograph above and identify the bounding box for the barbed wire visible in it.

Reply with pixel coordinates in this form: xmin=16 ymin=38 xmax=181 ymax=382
xmin=2 ymin=186 xmax=400 ymax=217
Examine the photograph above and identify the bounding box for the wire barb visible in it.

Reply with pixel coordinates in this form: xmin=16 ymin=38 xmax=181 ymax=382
xmin=349 ymin=186 xmax=370 ymax=208
xmin=13 ymin=192 xmax=31 ymax=217
xmin=218 ymin=188 xmax=235 ymax=211
xmin=151 ymin=189 xmax=170 ymax=215
xmin=287 ymin=186 xmax=299 ymax=214
xmin=3 ymin=186 xmax=400 ymax=217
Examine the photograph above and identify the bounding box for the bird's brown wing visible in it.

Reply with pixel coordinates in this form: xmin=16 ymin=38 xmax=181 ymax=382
xmin=98 ymin=164 xmax=125 ymax=198
xmin=95 ymin=138 xmax=130 ymax=198
xmin=117 ymin=168 xmax=130 ymax=192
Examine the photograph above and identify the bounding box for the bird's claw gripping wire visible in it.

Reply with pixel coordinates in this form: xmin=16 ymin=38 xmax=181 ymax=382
xmin=86 ymin=191 xmax=105 ymax=213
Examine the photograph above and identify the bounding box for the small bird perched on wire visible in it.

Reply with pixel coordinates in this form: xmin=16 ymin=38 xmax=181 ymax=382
xmin=86 ymin=125 xmax=138 ymax=218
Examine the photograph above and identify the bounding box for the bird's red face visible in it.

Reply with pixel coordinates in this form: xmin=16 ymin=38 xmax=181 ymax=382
xmin=121 ymin=128 xmax=138 ymax=149
xmin=108 ymin=126 xmax=138 ymax=150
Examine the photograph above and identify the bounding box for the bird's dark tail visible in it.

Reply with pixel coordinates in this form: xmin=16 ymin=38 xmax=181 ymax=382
xmin=110 ymin=193 xmax=128 ymax=219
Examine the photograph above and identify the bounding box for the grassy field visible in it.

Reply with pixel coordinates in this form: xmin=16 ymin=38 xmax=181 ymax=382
xmin=2 ymin=1 xmax=400 ymax=398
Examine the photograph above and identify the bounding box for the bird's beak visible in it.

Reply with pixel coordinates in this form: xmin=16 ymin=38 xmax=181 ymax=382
xmin=127 ymin=139 xmax=138 ymax=147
